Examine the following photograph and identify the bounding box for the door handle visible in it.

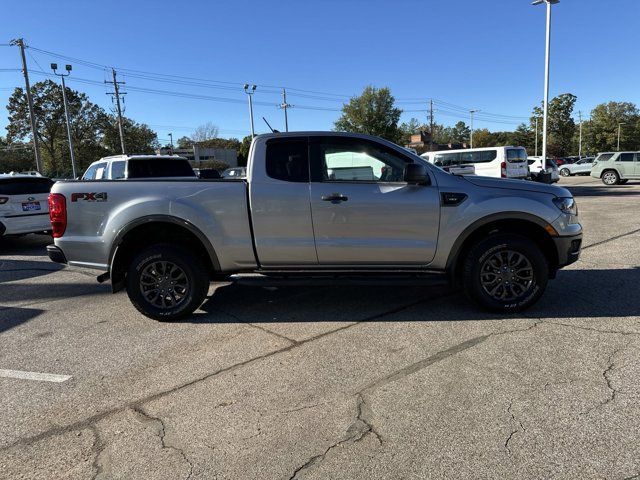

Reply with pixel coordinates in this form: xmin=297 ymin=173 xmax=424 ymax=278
xmin=321 ymin=193 xmax=348 ymax=203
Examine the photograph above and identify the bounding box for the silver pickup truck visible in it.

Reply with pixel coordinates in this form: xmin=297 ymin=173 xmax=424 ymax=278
xmin=47 ymin=132 xmax=582 ymax=320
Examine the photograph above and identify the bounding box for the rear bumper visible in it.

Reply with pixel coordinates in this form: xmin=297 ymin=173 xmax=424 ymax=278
xmin=0 ymin=213 xmax=51 ymax=235
xmin=554 ymin=234 xmax=582 ymax=268
xmin=47 ymin=244 xmax=68 ymax=264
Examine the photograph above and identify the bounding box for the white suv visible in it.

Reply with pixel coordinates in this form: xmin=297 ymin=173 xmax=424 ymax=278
xmin=81 ymin=155 xmax=196 ymax=180
xmin=0 ymin=174 xmax=54 ymax=237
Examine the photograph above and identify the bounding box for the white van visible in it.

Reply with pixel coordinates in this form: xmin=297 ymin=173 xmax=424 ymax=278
xmin=421 ymin=146 xmax=529 ymax=179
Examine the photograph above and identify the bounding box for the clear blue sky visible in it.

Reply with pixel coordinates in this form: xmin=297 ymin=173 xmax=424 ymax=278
xmin=1 ymin=0 xmax=639 ymax=143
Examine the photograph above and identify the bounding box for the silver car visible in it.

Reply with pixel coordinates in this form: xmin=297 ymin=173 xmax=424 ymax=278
xmin=559 ymin=157 xmax=594 ymax=177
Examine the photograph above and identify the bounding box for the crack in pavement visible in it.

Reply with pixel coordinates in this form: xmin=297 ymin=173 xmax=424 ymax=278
xmin=89 ymin=425 xmax=107 ymax=480
xmin=133 ymin=406 xmax=194 ymax=480
xmin=0 ymin=291 xmax=454 ymax=453
xmin=546 ymin=321 xmax=640 ymax=337
xmin=581 ymin=343 xmax=629 ymax=416
xmin=504 ymin=399 xmax=525 ymax=456
xmin=288 ymin=320 xmax=543 ymax=478
xmin=288 ymin=395 xmax=381 ymax=480
xmin=581 ymin=228 xmax=640 ymax=250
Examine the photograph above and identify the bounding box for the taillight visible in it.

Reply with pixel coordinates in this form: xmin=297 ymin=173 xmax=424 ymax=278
xmin=48 ymin=193 xmax=67 ymax=238
xmin=0 ymin=197 xmax=8 ymax=205
xmin=501 ymin=162 xmax=507 ymax=178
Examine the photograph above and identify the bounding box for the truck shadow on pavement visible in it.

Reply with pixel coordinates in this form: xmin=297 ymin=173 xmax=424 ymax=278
xmin=566 ymin=185 xmax=640 ymax=197
xmin=0 ymin=234 xmax=52 ymax=257
xmin=0 ymin=259 xmax=64 ymax=283
xmin=196 ymin=266 xmax=640 ymax=323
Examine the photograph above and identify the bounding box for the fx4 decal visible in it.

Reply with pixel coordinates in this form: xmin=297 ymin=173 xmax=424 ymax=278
xmin=71 ymin=192 xmax=108 ymax=202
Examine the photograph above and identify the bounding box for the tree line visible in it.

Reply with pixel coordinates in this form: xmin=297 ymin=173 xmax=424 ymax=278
xmin=0 ymin=81 xmax=251 ymax=177
xmin=334 ymin=86 xmax=640 ymax=157
xmin=2 ymin=82 xmax=639 ymax=176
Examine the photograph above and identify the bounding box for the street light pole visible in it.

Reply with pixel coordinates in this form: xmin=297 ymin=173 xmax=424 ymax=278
xmin=51 ymin=63 xmax=77 ymax=179
xmin=534 ymin=117 xmax=539 ymax=157
xmin=532 ymin=0 xmax=559 ymax=172
xmin=617 ymin=123 xmax=626 ymax=151
xmin=244 ymin=84 xmax=257 ymax=138
xmin=469 ymin=109 xmax=480 ymax=148
xmin=168 ymin=133 xmax=174 ymax=154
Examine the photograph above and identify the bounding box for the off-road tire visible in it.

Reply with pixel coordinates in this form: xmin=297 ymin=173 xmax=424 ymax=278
xmin=126 ymin=244 xmax=209 ymax=321
xmin=463 ymin=233 xmax=548 ymax=313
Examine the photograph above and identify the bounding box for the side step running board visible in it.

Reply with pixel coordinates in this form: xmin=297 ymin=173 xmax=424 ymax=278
xmin=228 ymin=274 xmax=449 ymax=288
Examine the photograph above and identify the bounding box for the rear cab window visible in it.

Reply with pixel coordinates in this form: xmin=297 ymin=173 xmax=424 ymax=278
xmin=110 ymin=161 xmax=126 ymax=179
xmin=127 ymin=159 xmax=195 ymax=178
xmin=265 ymin=139 xmax=309 ymax=182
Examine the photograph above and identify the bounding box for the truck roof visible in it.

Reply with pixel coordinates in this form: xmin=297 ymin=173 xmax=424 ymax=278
xmin=96 ymin=154 xmax=188 ymax=162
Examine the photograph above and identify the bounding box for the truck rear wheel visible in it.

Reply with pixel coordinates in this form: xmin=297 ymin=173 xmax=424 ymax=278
xmin=126 ymin=244 xmax=209 ymax=321
xmin=463 ymin=234 xmax=548 ymax=313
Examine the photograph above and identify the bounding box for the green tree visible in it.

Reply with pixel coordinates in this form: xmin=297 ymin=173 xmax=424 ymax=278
xmin=532 ymin=93 xmax=577 ymax=157
xmin=334 ymin=86 xmax=402 ymax=143
xmin=237 ymin=135 xmax=252 ymax=166
xmin=470 ymin=128 xmax=496 ymax=148
xmin=100 ymin=115 xmax=159 ymax=154
xmin=177 ymin=136 xmax=194 ymax=149
xmin=584 ymin=102 xmax=640 ymax=153
xmin=0 ymin=137 xmax=35 ymax=173
xmin=7 ymin=80 xmax=106 ymax=176
xmin=509 ymin=123 xmax=535 ymax=152
xmin=448 ymin=121 xmax=470 ymax=144
xmin=397 ymin=117 xmax=424 ymax=145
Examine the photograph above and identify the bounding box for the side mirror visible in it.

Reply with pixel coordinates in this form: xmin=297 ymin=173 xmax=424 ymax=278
xmin=404 ymin=163 xmax=429 ymax=185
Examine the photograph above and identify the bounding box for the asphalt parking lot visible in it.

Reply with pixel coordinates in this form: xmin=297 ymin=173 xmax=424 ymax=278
xmin=1 ymin=175 xmax=639 ymax=480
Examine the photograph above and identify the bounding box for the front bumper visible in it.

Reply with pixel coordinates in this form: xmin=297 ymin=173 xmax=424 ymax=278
xmin=553 ymin=234 xmax=582 ymax=268
xmin=47 ymin=244 xmax=68 ymax=264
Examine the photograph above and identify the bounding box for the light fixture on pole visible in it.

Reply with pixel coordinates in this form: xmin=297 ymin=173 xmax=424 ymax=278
xmin=532 ymin=0 xmax=559 ymax=173
xmin=51 ymin=63 xmax=77 ymax=179
xmin=168 ymin=132 xmax=174 ymax=154
xmin=469 ymin=109 xmax=480 ymax=148
xmin=617 ymin=123 xmax=626 ymax=151
xmin=244 ymin=84 xmax=257 ymax=138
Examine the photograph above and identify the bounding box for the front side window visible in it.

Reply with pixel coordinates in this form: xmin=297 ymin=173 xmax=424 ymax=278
xmin=311 ymin=139 xmax=410 ymax=182
xmin=618 ymin=153 xmax=634 ymax=162
xmin=265 ymin=139 xmax=309 ymax=182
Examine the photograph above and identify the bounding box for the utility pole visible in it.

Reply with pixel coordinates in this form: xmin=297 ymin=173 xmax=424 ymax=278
xmin=534 ymin=117 xmax=539 ymax=157
xmin=617 ymin=123 xmax=626 ymax=151
xmin=244 ymin=84 xmax=257 ymax=138
xmin=106 ymin=68 xmax=126 ymax=154
xmin=469 ymin=109 xmax=480 ymax=148
xmin=429 ymin=99 xmax=434 ymax=151
xmin=278 ymin=88 xmax=293 ymax=132
xmin=51 ymin=63 xmax=77 ymax=179
xmin=10 ymin=38 xmax=41 ymax=172
xmin=578 ymin=111 xmax=583 ymax=159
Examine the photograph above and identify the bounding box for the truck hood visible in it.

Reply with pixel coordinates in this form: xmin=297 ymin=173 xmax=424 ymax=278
xmin=463 ymin=176 xmax=572 ymax=197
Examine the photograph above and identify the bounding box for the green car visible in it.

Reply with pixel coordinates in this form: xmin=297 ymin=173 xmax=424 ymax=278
xmin=590 ymin=151 xmax=640 ymax=185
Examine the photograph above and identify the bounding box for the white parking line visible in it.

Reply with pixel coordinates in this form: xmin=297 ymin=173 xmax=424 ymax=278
xmin=0 ymin=369 xmax=72 ymax=383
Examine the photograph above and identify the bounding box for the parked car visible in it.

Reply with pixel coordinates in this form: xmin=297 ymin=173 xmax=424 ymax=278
xmin=559 ymin=157 xmax=594 ymax=177
xmin=0 ymin=174 xmax=54 ymax=237
xmin=590 ymin=151 xmax=639 ymax=185
xmin=528 ymin=157 xmax=559 ymax=183
xmin=421 ymin=146 xmax=528 ymax=179
xmin=194 ymin=168 xmax=222 ymax=179
xmin=221 ymin=167 xmax=247 ymax=179
xmin=81 ymin=155 xmax=196 ymax=180
xmin=48 ymin=132 xmax=582 ymax=320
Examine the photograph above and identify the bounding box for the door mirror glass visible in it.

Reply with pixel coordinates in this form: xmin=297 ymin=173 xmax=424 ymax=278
xmin=404 ymin=164 xmax=429 ymax=185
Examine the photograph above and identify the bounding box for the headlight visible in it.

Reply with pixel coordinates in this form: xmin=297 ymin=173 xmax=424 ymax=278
xmin=553 ymin=197 xmax=578 ymax=215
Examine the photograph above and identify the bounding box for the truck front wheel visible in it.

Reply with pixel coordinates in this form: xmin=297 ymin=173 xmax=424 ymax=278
xmin=126 ymin=244 xmax=209 ymax=321
xmin=463 ymin=234 xmax=548 ymax=312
